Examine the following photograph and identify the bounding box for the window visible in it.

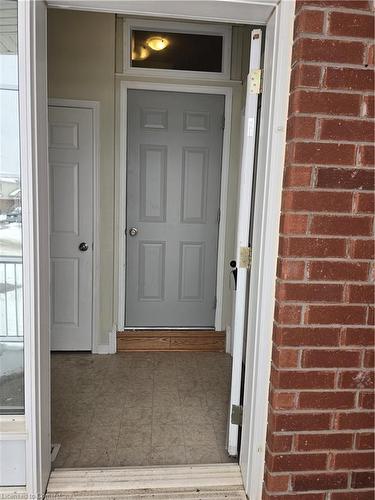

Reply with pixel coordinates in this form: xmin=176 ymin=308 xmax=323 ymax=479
xmin=0 ymin=0 xmax=24 ymax=415
xmin=124 ymin=19 xmax=231 ymax=79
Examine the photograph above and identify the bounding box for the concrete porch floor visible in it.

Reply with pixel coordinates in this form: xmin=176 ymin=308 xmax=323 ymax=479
xmin=51 ymin=352 xmax=237 ymax=468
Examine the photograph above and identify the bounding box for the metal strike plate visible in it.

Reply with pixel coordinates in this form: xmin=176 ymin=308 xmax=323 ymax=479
xmin=249 ymin=69 xmax=262 ymax=94
xmin=231 ymin=405 xmax=243 ymax=426
xmin=239 ymin=246 xmax=252 ymax=269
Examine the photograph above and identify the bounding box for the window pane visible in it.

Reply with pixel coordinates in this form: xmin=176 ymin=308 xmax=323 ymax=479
xmin=0 ymin=0 xmax=24 ymax=415
xmin=131 ymin=30 xmax=223 ymax=72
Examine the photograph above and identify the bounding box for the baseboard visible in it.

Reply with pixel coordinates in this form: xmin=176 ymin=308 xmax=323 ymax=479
xmin=93 ymin=326 xmax=117 ymax=354
xmin=117 ymin=330 xmax=226 ymax=352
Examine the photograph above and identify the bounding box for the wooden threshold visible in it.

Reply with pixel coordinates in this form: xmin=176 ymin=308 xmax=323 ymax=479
xmin=46 ymin=464 xmax=246 ymax=499
xmin=117 ymin=330 xmax=225 ymax=352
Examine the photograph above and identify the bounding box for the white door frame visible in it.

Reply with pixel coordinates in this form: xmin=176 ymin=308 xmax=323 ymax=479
xmin=48 ymin=98 xmax=101 ymax=353
xmin=21 ymin=0 xmax=295 ymax=498
xmin=117 ymin=81 xmax=233 ymax=332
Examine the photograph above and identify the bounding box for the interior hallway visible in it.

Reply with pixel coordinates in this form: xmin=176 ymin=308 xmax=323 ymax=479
xmin=51 ymin=351 xmax=236 ymax=468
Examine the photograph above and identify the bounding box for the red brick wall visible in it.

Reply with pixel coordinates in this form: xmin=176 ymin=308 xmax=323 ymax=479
xmin=264 ymin=1 xmax=374 ymax=498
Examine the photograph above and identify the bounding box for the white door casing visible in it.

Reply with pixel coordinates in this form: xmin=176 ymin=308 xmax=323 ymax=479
xmin=227 ymin=29 xmax=262 ymax=456
xmin=49 ymin=106 xmax=93 ymax=351
xmin=125 ymin=90 xmax=224 ymax=328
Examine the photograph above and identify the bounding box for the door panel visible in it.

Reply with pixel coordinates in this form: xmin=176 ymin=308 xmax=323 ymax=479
xmin=126 ymin=90 xmax=224 ymax=327
xmin=49 ymin=106 xmax=93 ymax=350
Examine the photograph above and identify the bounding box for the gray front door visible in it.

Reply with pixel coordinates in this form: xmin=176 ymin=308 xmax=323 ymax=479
xmin=126 ymin=90 xmax=224 ymax=327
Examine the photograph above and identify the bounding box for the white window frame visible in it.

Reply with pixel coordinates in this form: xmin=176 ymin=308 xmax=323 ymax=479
xmin=123 ymin=18 xmax=232 ymax=80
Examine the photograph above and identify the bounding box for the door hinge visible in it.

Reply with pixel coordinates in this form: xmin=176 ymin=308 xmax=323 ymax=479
xmin=239 ymin=246 xmax=252 ymax=269
xmin=249 ymin=68 xmax=262 ymax=95
xmin=231 ymin=404 xmax=243 ymax=426
xmin=221 ymin=113 xmax=225 ymax=130
xmin=217 ymin=208 xmax=221 ymax=224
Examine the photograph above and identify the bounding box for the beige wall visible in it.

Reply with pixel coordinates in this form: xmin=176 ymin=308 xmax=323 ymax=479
xmin=48 ymin=9 xmax=116 ymax=343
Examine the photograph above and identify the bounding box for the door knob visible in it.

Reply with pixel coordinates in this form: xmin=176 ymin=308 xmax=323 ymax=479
xmin=128 ymin=227 xmax=138 ymax=237
xmin=79 ymin=242 xmax=89 ymax=252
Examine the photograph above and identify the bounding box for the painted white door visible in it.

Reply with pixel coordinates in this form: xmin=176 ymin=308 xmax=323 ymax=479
xmin=126 ymin=90 xmax=224 ymax=327
xmin=49 ymin=105 xmax=93 ymax=350
xmin=227 ymin=29 xmax=262 ymax=456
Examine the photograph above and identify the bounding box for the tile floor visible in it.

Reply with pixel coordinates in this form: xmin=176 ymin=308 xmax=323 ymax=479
xmin=51 ymin=351 xmax=237 ymax=468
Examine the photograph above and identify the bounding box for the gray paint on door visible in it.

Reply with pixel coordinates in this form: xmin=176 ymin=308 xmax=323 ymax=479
xmin=126 ymin=90 xmax=225 ymax=327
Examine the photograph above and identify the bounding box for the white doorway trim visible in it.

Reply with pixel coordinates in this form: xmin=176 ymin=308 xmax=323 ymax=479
xmin=48 ymin=98 xmax=101 ymax=353
xmin=117 ymin=81 xmax=233 ymax=332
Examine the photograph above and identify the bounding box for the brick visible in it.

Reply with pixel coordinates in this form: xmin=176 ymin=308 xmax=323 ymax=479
xmin=352 ymin=471 xmax=374 ymax=489
xmin=293 ymin=142 xmax=356 ymax=166
xmin=279 ymin=213 xmax=308 ymax=234
xmin=359 ymin=392 xmax=375 ymax=409
xmin=283 ymin=166 xmax=312 ymax=187
xmin=336 ymin=412 xmax=375 ymax=430
xmin=298 ymin=391 xmax=355 ymax=410
xmin=296 ymin=433 xmax=353 ymax=451
xmin=267 ymin=451 xmax=327 ymax=472
xmin=349 ymin=240 xmax=374 ymax=260
xmin=339 ymin=370 xmax=374 ymax=389
xmin=355 ymin=433 xmax=375 ymax=450
xmin=267 ymin=433 xmax=293 ymax=452
xmin=290 ymin=64 xmax=321 ymax=90
xmin=333 ymin=451 xmax=374 ymax=469
xmin=328 ymin=12 xmax=374 ymax=39
xmin=275 ymin=303 xmax=302 ymax=324
xmin=306 ymin=305 xmax=367 ymax=325
xmin=270 ymin=390 xmax=296 ymax=410
xmin=308 ymin=261 xmax=369 ymax=281
xmin=295 ymin=9 xmax=324 ymax=36
xmin=292 ymin=472 xmax=348 ymax=491
xmin=363 ymin=95 xmax=374 ymax=118
xmin=325 ymin=68 xmax=374 ymax=91
xmin=293 ymin=38 xmax=365 ymax=65
xmin=264 ymin=472 xmax=289 ymax=492
xmin=344 ymin=328 xmax=375 ymax=346
xmin=277 ymin=283 xmax=343 ymax=302
xmin=264 ymin=492 xmax=325 ymax=500
xmin=348 ymin=285 xmax=375 ymax=304
xmin=320 ymin=119 xmax=375 ymax=142
xmin=354 ymin=193 xmax=375 ymax=214
xmin=310 ymin=215 xmax=373 ymax=236
xmin=287 ymin=116 xmax=316 ymax=140
xmin=272 ymin=370 xmax=335 ymax=390
xmin=290 ymin=90 xmax=361 ymax=116
xmin=282 ymin=191 xmax=352 ymax=213
xmin=277 ymin=259 xmax=305 ymax=280
xmin=302 ymin=349 xmax=360 ymax=368
xmin=274 ymin=326 xmax=341 ymax=346
xmin=316 ymin=168 xmax=375 ymax=190
xmin=359 ymin=145 xmax=374 ymax=166
xmin=367 ymin=43 xmax=375 ymax=66
xmin=273 ymin=347 xmax=298 ymax=368
xmin=279 ymin=237 xmax=346 ymax=258
xmin=296 ymin=1 xmax=371 ymax=9
xmin=331 ymin=492 xmax=374 ymax=500
xmin=367 ymin=306 xmax=374 ymax=325
xmin=364 ymin=349 xmax=374 ymax=367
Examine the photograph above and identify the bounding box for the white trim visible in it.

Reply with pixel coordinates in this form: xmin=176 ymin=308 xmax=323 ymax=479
xmin=48 ymin=98 xmax=101 ymax=354
xmin=123 ymin=18 xmax=232 ymax=81
xmin=239 ymin=2 xmax=295 ymax=498
xmin=117 ymin=81 xmax=232 ymax=332
xmin=96 ymin=326 xmax=117 ymax=354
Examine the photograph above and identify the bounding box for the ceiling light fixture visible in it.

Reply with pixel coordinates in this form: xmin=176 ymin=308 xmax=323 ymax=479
xmin=146 ymin=36 xmax=169 ymax=51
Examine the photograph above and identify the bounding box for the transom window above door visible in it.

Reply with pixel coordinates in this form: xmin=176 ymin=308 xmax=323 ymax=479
xmin=124 ymin=19 xmax=231 ymax=79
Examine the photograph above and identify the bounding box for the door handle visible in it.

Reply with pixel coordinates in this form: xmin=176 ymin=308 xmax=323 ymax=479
xmin=79 ymin=242 xmax=89 ymax=252
xmin=128 ymin=227 xmax=138 ymax=237
xmin=230 ymin=260 xmax=237 ymax=290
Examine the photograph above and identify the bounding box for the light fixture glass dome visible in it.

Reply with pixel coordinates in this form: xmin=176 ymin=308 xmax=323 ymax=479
xmin=146 ymin=36 xmax=169 ymax=51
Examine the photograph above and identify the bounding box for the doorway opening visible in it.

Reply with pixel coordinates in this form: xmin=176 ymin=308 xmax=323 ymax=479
xmin=47 ymin=7 xmax=261 ymax=474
